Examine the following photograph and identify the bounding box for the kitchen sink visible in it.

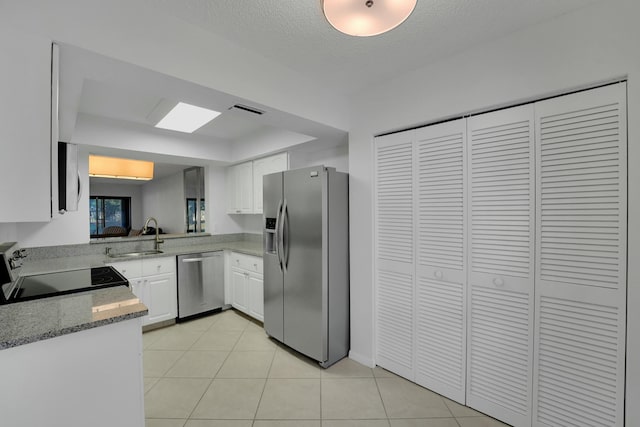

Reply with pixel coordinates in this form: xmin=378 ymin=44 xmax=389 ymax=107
xmin=108 ymin=250 xmax=163 ymax=258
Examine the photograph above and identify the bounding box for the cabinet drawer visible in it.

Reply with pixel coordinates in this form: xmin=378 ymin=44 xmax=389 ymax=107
xmin=108 ymin=260 xmax=142 ymax=279
xmin=142 ymin=256 xmax=176 ymax=276
xmin=230 ymin=252 xmax=263 ymax=273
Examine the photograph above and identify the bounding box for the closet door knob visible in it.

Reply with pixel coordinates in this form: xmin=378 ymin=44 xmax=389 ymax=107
xmin=493 ymin=277 xmax=504 ymax=287
xmin=434 ymin=270 xmax=443 ymax=279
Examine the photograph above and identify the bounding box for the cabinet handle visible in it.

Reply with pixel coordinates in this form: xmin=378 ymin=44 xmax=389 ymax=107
xmin=493 ymin=277 xmax=504 ymax=287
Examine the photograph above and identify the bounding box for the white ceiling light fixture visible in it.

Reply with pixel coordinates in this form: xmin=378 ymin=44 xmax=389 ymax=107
xmin=322 ymin=0 xmax=417 ymax=37
xmin=155 ymin=102 xmax=221 ymax=133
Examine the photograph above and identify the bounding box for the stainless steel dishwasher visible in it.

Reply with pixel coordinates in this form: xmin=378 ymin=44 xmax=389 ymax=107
xmin=177 ymin=251 xmax=224 ymax=320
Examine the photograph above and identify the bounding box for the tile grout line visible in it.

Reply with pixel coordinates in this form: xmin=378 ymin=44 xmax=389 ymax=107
xmin=371 ymin=370 xmax=392 ymax=427
xmin=251 ymin=342 xmax=279 ymax=425
xmin=180 ymin=315 xmax=245 ymax=423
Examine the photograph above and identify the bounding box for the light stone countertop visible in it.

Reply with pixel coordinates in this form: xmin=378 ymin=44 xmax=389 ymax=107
xmin=1 ymin=240 xmax=262 ymax=350
xmin=0 ymin=286 xmax=147 ymax=350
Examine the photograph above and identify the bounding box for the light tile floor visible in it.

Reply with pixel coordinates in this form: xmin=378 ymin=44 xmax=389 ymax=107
xmin=143 ymin=309 xmax=510 ymax=427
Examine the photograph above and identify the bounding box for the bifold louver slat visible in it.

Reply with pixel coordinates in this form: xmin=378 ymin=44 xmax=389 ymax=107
xmin=533 ymin=83 xmax=627 ymax=427
xmin=467 ymin=105 xmax=535 ymax=427
xmin=373 ymin=82 xmax=627 ymax=427
xmin=414 ymin=120 xmax=467 ymax=403
xmin=374 ymin=132 xmax=415 ymax=378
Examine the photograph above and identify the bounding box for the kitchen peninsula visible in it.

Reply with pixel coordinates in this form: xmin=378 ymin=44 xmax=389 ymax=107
xmin=0 ymin=232 xmax=261 ymax=427
xmin=0 ymin=285 xmax=148 ymax=427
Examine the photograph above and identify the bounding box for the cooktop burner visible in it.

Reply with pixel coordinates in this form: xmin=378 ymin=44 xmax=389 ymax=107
xmin=1 ymin=266 xmax=129 ymax=304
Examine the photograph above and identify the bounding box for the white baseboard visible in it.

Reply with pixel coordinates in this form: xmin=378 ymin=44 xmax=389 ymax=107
xmin=348 ymin=350 xmax=375 ymax=368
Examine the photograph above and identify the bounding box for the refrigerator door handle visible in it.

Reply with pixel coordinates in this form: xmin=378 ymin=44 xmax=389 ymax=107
xmin=275 ymin=199 xmax=283 ymax=271
xmin=282 ymin=201 xmax=290 ymax=271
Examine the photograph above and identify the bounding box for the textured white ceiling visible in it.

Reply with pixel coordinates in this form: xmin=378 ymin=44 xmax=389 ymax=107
xmin=150 ymin=0 xmax=599 ymax=94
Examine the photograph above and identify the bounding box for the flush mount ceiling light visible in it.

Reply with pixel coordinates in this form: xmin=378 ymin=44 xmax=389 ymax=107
xmin=89 ymin=155 xmax=154 ymax=181
xmin=322 ymin=0 xmax=417 ymax=37
xmin=154 ymin=102 xmax=221 ymax=133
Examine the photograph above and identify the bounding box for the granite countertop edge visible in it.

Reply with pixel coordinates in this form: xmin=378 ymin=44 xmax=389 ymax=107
xmin=0 ymin=308 xmax=148 ymax=350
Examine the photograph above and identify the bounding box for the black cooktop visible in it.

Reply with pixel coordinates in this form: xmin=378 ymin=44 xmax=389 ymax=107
xmin=1 ymin=266 xmax=128 ymax=304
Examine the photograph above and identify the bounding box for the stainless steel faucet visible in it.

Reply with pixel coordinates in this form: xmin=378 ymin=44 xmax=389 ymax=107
xmin=143 ymin=217 xmax=164 ymax=251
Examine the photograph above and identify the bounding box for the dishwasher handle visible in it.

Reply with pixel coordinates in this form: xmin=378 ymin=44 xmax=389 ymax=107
xmin=181 ymin=258 xmax=205 ymax=263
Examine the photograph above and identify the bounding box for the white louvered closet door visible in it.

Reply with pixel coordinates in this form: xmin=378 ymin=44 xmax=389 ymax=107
xmin=467 ymin=105 xmax=535 ymax=427
xmin=414 ymin=119 xmax=467 ymax=404
xmin=533 ymin=83 xmax=627 ymax=427
xmin=374 ymin=131 xmax=416 ymax=379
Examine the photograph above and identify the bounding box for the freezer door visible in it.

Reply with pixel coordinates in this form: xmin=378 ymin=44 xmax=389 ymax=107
xmin=177 ymin=251 xmax=224 ymax=318
xmin=263 ymin=171 xmax=284 ymax=342
xmin=283 ymin=166 xmax=326 ymax=362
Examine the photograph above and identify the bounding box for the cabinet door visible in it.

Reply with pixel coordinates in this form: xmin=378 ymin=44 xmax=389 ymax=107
xmin=414 ymin=119 xmax=467 ymax=404
xmin=146 ymin=273 xmax=177 ymax=325
xmin=129 ymin=278 xmax=149 ymax=325
xmin=107 ymin=260 xmax=143 ymax=280
xmin=467 ymin=105 xmax=535 ymax=427
xmin=0 ymin=31 xmax=52 ymax=222
xmin=248 ymin=273 xmax=264 ymax=321
xmin=533 ymin=83 xmax=627 ymax=427
xmin=237 ymin=162 xmax=254 ymax=213
xmin=227 ymin=162 xmax=254 ymax=214
xmin=374 ymin=130 xmax=415 ymax=379
xmin=231 ymin=268 xmax=248 ymax=313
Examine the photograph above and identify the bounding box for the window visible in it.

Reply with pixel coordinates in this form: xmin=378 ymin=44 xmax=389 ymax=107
xmin=90 ymin=196 xmax=131 ymax=237
xmin=186 ymin=198 xmax=206 ymax=233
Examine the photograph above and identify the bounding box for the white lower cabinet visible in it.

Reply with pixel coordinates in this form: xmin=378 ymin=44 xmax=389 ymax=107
xmin=247 ymin=273 xmax=264 ymax=321
xmin=229 ymin=252 xmax=264 ymax=322
xmin=231 ymin=268 xmax=249 ymax=313
xmin=109 ymin=257 xmax=177 ymax=326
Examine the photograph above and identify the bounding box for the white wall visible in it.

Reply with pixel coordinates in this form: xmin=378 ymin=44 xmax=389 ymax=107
xmin=231 ymin=128 xmax=315 ymax=163
xmin=290 ymin=143 xmax=349 ymax=173
xmin=140 ymin=171 xmax=184 ymax=234
xmin=0 ymin=224 xmax=17 ymax=243
xmin=89 ymin=181 xmax=143 ymax=230
xmin=347 ymin=1 xmax=640 ymax=425
xmin=14 ymin=152 xmax=90 ymax=247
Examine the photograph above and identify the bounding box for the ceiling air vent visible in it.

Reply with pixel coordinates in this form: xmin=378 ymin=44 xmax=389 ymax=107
xmin=229 ymin=104 xmax=264 ymax=115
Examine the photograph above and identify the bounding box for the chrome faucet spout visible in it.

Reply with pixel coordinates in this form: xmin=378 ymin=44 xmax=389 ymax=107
xmin=143 ymin=217 xmax=164 ymax=251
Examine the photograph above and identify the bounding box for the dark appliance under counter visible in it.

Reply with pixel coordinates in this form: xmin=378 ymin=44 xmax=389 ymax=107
xmin=1 ymin=266 xmax=129 ymax=305
xmin=0 ymin=242 xmax=129 ymax=305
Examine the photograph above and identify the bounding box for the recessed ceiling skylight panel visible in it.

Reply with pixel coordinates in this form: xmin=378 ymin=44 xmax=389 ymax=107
xmin=155 ymin=102 xmax=221 ymax=133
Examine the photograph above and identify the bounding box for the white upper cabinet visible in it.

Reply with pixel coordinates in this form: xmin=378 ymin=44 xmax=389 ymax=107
xmin=0 ymin=30 xmax=54 ymax=222
xmin=226 ymin=161 xmax=254 ymax=214
xmin=226 ymin=153 xmax=288 ymax=214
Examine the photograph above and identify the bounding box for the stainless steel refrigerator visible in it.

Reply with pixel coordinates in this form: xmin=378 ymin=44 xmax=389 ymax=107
xmin=263 ymin=166 xmax=349 ymax=368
